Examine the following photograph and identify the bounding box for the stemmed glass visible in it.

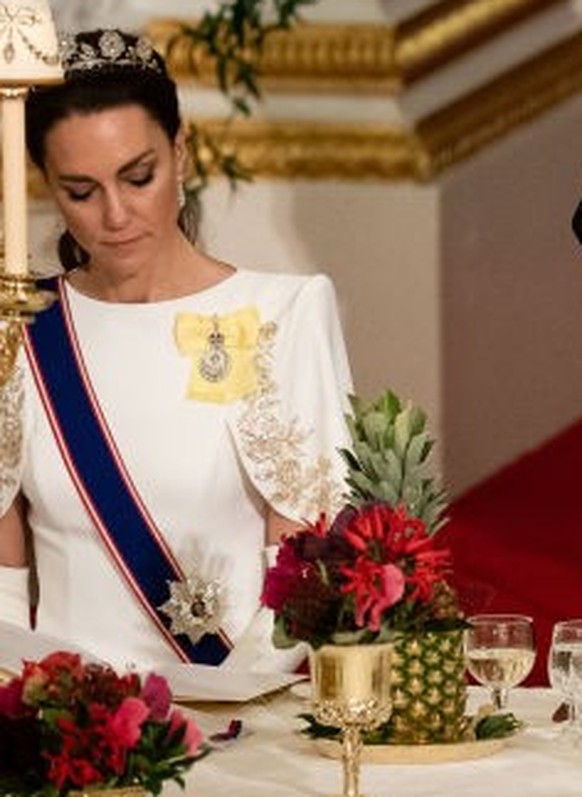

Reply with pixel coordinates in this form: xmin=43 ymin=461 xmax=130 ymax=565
xmin=309 ymin=643 xmax=393 ymax=797
xmin=548 ymin=619 xmax=582 ymax=740
xmin=464 ymin=614 xmax=536 ymax=710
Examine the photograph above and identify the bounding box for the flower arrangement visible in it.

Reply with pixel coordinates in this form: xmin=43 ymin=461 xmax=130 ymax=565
xmin=261 ymin=389 xmax=467 ymax=650
xmin=262 ymin=501 xmax=458 ymax=650
xmin=0 ymin=651 xmax=203 ymax=797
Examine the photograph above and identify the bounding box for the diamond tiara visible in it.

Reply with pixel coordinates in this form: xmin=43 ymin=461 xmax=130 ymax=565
xmin=60 ymin=29 xmax=165 ymax=77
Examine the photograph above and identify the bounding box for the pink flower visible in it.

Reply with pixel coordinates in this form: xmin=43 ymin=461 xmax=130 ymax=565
xmin=109 ymin=697 xmax=150 ymax=748
xmin=141 ymin=673 xmax=172 ymax=721
xmin=168 ymin=709 xmax=203 ymax=756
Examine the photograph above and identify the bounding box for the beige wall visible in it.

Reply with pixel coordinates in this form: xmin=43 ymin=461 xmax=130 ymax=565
xmin=441 ymin=95 xmax=582 ymax=493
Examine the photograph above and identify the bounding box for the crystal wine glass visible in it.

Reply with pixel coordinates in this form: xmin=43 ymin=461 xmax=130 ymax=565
xmin=548 ymin=619 xmax=582 ymax=740
xmin=464 ymin=614 xmax=535 ymax=711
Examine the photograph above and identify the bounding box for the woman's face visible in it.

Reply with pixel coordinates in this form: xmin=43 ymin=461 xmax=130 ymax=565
xmin=43 ymin=104 xmax=186 ymax=274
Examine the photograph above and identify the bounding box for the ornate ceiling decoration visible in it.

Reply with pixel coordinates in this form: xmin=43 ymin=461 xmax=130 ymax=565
xmin=148 ymin=0 xmax=564 ymax=91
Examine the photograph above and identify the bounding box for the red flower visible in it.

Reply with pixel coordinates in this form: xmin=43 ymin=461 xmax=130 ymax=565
xmin=341 ymin=503 xmax=451 ymax=607
xmin=341 ymin=559 xmax=405 ymax=631
xmin=46 ymin=715 xmax=107 ymax=788
xmin=262 ymin=500 xmax=457 ymax=645
xmin=22 ymin=651 xmax=84 ymax=706
xmin=47 ymin=751 xmax=103 ymax=790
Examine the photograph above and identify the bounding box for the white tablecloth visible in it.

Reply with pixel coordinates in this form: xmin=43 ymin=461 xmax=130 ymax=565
xmin=168 ymin=686 xmax=582 ymax=797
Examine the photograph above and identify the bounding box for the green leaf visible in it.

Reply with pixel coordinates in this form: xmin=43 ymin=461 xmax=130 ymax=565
xmin=393 ymin=404 xmax=412 ymax=457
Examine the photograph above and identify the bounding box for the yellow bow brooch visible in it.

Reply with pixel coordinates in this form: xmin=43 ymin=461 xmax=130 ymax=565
xmin=174 ymin=307 xmax=262 ymax=403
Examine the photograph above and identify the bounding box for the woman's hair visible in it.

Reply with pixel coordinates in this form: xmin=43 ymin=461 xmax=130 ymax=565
xmin=26 ymin=29 xmax=199 ymax=269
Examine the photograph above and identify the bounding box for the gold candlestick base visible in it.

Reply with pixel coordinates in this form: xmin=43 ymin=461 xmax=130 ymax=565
xmin=0 ymin=273 xmax=56 ymax=387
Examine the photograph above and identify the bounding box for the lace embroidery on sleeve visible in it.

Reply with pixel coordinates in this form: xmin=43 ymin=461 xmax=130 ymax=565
xmin=236 ymin=321 xmax=343 ymax=518
xmin=0 ymin=364 xmax=23 ymax=509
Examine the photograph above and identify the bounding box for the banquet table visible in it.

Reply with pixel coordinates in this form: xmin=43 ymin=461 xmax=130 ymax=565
xmin=168 ymin=686 xmax=582 ymax=797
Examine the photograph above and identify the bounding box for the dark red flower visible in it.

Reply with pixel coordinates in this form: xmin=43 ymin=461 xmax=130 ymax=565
xmin=261 ymin=539 xmax=310 ymax=612
xmin=0 ymin=677 xmax=29 ymax=719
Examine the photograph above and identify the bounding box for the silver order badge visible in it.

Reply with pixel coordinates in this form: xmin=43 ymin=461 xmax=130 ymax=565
xmin=198 ymin=315 xmax=230 ymax=383
xmin=159 ymin=574 xmax=223 ymax=644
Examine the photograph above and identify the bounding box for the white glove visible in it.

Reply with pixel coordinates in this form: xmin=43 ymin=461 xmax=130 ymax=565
xmin=0 ymin=566 xmax=30 ymax=627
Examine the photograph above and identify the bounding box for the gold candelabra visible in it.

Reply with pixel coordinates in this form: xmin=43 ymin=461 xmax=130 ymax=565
xmin=0 ymin=271 xmax=55 ymax=387
xmin=0 ymin=3 xmax=62 ymax=388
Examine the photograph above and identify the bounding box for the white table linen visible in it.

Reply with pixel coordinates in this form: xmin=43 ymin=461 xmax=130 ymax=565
xmin=171 ymin=686 xmax=582 ymax=797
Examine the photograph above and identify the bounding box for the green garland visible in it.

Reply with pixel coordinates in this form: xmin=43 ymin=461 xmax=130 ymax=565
xmin=169 ymin=0 xmax=317 ymax=195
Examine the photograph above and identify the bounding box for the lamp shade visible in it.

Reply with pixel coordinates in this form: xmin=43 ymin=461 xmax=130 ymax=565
xmin=0 ymin=0 xmax=62 ymax=85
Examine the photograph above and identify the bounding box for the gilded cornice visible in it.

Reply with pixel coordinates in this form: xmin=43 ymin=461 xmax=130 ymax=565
xmin=191 ymin=120 xmax=415 ymax=180
xmin=395 ymin=0 xmax=564 ymax=82
xmin=415 ymin=29 xmax=582 ymax=178
xmin=147 ymin=0 xmax=564 ymax=91
xmin=186 ymin=30 xmax=582 ymax=183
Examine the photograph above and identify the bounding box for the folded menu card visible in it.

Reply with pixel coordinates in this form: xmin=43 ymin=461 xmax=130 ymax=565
xmin=0 ymin=620 xmax=304 ymax=701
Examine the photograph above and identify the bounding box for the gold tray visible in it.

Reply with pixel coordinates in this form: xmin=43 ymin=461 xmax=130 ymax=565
xmin=314 ymin=733 xmax=517 ymax=764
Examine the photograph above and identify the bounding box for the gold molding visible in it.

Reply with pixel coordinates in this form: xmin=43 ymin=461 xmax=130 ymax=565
xmin=147 ymin=0 xmax=565 ymax=91
xmin=186 ymin=29 xmax=582 ymax=183
xmin=415 ymin=29 xmax=582 ymax=178
xmin=395 ymin=0 xmax=563 ymax=82
xmin=192 ymin=120 xmax=416 ymax=181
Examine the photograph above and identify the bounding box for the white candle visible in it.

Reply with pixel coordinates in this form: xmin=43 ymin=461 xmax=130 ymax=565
xmin=2 ymin=89 xmax=28 ymax=277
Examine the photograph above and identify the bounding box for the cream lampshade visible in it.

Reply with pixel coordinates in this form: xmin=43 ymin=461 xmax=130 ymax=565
xmin=0 ymin=0 xmax=62 ymax=85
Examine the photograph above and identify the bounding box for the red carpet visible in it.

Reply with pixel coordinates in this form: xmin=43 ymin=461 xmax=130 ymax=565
xmin=443 ymin=418 xmax=582 ymax=685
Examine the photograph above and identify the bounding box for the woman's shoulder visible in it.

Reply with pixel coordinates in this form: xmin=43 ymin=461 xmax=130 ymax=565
xmin=236 ymin=267 xmax=335 ymax=307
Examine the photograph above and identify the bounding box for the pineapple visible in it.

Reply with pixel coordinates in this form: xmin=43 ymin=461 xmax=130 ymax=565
xmin=341 ymin=390 xmax=447 ymax=533
xmin=387 ymin=628 xmax=467 ymax=743
xmin=342 ymin=389 xmax=467 ymax=744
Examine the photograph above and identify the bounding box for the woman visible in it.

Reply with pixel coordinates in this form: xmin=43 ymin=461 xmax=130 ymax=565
xmin=0 ymin=30 xmax=352 ymax=670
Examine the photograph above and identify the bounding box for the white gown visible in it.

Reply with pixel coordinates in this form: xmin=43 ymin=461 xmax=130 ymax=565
xmin=0 ymin=268 xmax=352 ymax=667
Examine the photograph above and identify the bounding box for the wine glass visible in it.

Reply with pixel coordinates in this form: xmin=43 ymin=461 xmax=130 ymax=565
xmin=548 ymin=619 xmax=582 ymax=740
xmin=464 ymin=614 xmax=535 ymax=710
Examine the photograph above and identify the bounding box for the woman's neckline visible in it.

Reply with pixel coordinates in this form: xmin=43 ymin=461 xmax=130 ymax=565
xmin=63 ymin=266 xmax=244 ymax=308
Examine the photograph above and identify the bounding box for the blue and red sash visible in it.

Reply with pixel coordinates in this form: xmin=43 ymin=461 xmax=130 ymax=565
xmin=24 ymin=278 xmax=232 ymax=664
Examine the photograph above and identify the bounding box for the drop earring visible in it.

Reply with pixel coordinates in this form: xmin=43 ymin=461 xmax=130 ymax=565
xmin=177 ymin=181 xmax=186 ymax=209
